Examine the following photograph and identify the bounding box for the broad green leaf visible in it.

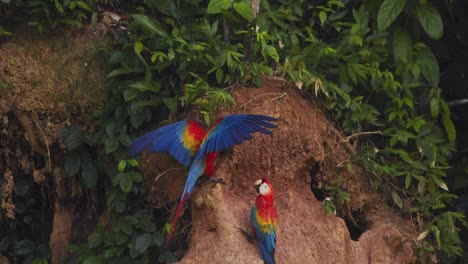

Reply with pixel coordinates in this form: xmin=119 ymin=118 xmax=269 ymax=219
xmin=233 ymin=2 xmax=253 ymax=22
xmin=131 ymin=14 xmax=168 ymax=37
xmin=430 ymin=97 xmax=439 ymax=118
xmin=113 ymin=172 xmax=125 ymax=186
xmin=135 ymin=233 xmax=151 ymax=253
xmin=115 ymin=217 xmax=133 ymax=235
xmin=163 ymin=223 xmax=171 ymax=234
xmin=163 ymin=97 xmax=178 ymax=113
xmin=416 ymin=138 xmax=436 ymax=161
xmin=119 ymin=174 xmax=133 ymax=192
xmin=119 ymin=133 xmax=132 ymax=146
xmin=54 ymin=0 xmax=65 ymax=15
xmin=392 ymin=191 xmax=404 ymax=208
xmin=129 ymin=171 xmax=142 ymax=182
xmin=134 ymin=41 xmax=143 ymax=53
xmin=88 ymin=233 xmax=103 ymax=248
xmin=433 ymin=226 xmax=441 ymax=249
xmin=65 ymin=127 xmax=82 ymax=151
xmin=130 ymin=114 xmax=144 ymax=129
xmin=416 ymin=4 xmax=443 ymax=39
xmin=65 ymin=153 xmax=81 ymax=176
xmin=405 ymin=174 xmax=411 ymax=189
xmin=377 ymin=0 xmax=407 ymax=31
xmin=81 ymin=162 xmax=97 ymax=188
xmin=129 ymin=81 xmax=160 ymax=92
xmin=136 ymin=216 xmax=156 ymax=232
xmin=216 ymin=68 xmax=224 ymax=84
xmin=128 ymin=159 xmax=139 ymax=167
xmin=392 ymin=28 xmax=411 ymax=63
xmin=69 ymin=1 xmax=77 ymax=9
xmin=118 ymin=160 xmax=127 ymax=173
xmin=432 ymin=175 xmax=449 ymax=191
xmin=114 ymin=230 xmax=128 ymax=245
xmin=107 ymin=68 xmax=141 ymax=78
xmin=264 ymin=45 xmax=279 ymax=62
xmin=415 ymin=44 xmax=439 ymax=87
xmin=0 ymin=26 xmax=12 ymax=36
xmin=104 ymin=248 xmax=115 ymax=259
xmin=76 ymin=1 xmax=92 ymax=11
xmin=319 ymin=11 xmax=327 ymax=25
xmin=15 ymin=240 xmax=35 ymax=256
xmin=104 ymin=136 xmax=120 ymax=153
xmin=153 ymin=232 xmax=164 ymax=246
xmin=207 ymin=0 xmax=230 ymax=14
xmin=440 ymin=100 xmax=456 ymax=142
xmin=123 ymin=89 xmax=139 ymax=101
xmin=168 ymin=49 xmax=175 ymax=61
xmin=106 ymin=121 xmax=116 ymax=136
xmin=91 ymin=12 xmax=98 ymax=24
xmin=418 ymin=180 xmax=426 ymax=194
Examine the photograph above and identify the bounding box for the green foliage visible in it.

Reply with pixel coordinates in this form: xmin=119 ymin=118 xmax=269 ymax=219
xmin=70 ymin=209 xmax=175 ymax=264
xmin=377 ymin=0 xmax=407 ymax=32
xmin=248 ymin=0 xmax=463 ymax=259
xmin=61 ymin=125 xmax=100 ymax=188
xmin=1 ymin=0 xmax=96 ymax=31
xmin=0 ymin=0 xmax=126 ymax=33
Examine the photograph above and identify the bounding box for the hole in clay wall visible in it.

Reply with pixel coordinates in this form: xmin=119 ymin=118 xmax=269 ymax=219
xmin=344 ymin=209 xmax=370 ymax=241
xmin=309 ymin=162 xmax=326 ymax=201
xmin=308 ymin=161 xmax=370 ymax=241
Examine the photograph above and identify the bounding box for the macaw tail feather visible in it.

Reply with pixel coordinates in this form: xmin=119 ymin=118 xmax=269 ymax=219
xmin=166 ymin=193 xmax=189 ymax=244
xmin=260 ymin=244 xmax=276 ymax=264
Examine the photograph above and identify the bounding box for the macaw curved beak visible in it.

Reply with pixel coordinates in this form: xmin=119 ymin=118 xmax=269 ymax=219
xmin=254 ymin=179 xmax=262 ymax=193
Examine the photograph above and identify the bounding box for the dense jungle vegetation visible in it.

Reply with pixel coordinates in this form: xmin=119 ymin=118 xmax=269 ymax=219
xmin=1 ymin=0 xmax=468 ymax=263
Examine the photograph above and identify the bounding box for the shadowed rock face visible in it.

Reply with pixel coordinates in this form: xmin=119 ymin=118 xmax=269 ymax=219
xmin=142 ymin=77 xmax=415 ymax=263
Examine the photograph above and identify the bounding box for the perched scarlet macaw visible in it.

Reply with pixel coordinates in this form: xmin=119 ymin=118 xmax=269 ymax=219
xmin=128 ymin=114 xmax=278 ymax=241
xmin=251 ymin=178 xmax=278 ymax=264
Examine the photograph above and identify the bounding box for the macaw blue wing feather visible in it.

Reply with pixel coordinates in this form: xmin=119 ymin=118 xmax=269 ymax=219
xmin=197 ymin=114 xmax=277 ymax=159
xmin=127 ymin=120 xmax=197 ymax=168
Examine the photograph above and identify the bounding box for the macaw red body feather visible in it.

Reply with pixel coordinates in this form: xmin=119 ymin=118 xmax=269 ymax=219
xmin=182 ymin=121 xmax=205 ymax=154
xmin=251 ymin=178 xmax=277 ymax=264
xmin=128 ymin=114 xmax=277 ymax=243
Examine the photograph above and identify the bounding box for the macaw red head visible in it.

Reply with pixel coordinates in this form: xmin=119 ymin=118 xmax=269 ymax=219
xmin=254 ymin=178 xmax=274 ymax=196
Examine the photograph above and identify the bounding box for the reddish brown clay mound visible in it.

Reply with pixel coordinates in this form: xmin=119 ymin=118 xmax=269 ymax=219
xmin=142 ymin=77 xmax=416 ymax=263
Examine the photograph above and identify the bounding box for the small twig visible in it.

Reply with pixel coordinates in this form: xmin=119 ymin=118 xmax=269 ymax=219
xmin=291 ymin=109 xmax=299 ymax=128
xmin=447 ymin=99 xmax=468 ymax=107
xmin=19 ymin=49 xmax=28 ymax=63
xmin=340 ymin=131 xmax=383 ymax=143
xmin=240 ymin=92 xmax=286 ymax=108
xmin=336 ymin=159 xmax=350 ymax=168
xmin=270 ymin=92 xmax=287 ymax=102
xmin=154 ymin=168 xmax=185 ymax=183
xmin=345 ymin=201 xmax=360 ymax=229
xmin=31 ymin=116 xmax=51 ymax=173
